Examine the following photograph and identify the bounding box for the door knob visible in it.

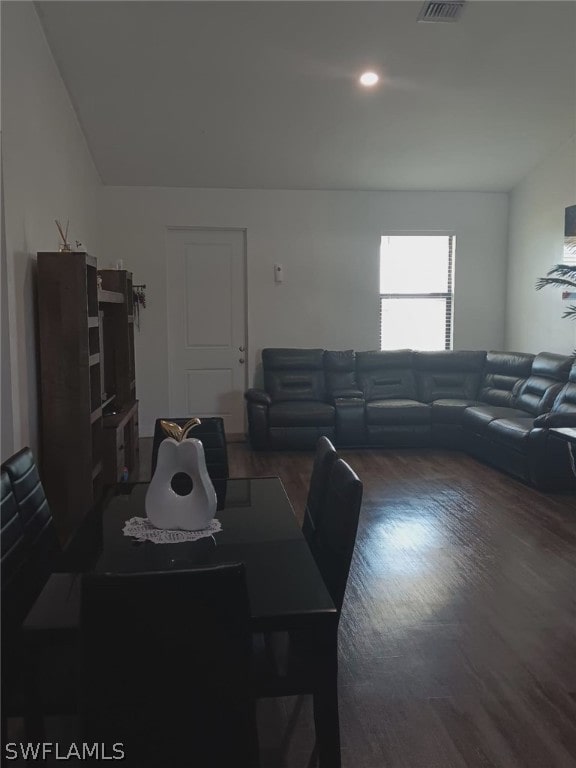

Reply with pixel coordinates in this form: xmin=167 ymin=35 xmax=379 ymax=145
xmin=239 ymin=346 xmax=245 ymax=352
xmin=239 ymin=358 xmax=245 ymax=364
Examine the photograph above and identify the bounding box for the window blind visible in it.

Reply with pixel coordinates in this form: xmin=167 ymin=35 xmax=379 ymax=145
xmin=380 ymin=235 xmax=455 ymax=351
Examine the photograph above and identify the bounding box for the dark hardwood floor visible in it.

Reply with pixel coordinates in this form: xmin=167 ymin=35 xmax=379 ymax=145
xmin=12 ymin=441 xmax=576 ymax=767
xmin=227 ymin=442 xmax=576 ymax=768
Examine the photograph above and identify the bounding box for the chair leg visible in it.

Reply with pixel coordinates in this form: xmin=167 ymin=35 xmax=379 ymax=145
xmin=306 ymin=740 xmax=318 ymax=768
xmin=278 ymin=694 xmax=306 ymax=757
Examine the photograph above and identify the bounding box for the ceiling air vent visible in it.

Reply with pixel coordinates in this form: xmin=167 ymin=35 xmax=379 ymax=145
xmin=418 ymin=0 xmax=465 ymax=23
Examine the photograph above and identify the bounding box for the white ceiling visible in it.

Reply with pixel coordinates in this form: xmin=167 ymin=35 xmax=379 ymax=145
xmin=37 ymin=1 xmax=576 ymax=192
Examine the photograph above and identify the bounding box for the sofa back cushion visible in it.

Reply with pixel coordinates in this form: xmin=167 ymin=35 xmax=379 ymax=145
xmin=479 ymin=351 xmax=534 ymax=407
xmin=549 ymin=362 xmax=576 ymax=416
xmin=263 ymin=348 xmax=326 ymax=402
xmin=324 ymin=350 xmax=357 ymax=394
xmin=414 ymin=350 xmax=486 ymax=402
xmin=356 ymin=350 xmax=417 ymax=401
xmin=515 ymin=352 xmax=573 ymax=415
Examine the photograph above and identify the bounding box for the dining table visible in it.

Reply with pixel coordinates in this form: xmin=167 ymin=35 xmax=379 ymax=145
xmin=23 ymin=476 xmax=341 ymax=767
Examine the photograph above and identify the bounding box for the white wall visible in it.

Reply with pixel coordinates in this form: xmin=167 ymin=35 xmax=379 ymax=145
xmin=506 ymin=136 xmax=576 ymax=354
xmin=1 ymin=2 xmax=102 ymax=459
xmin=99 ymin=187 xmax=509 ymax=435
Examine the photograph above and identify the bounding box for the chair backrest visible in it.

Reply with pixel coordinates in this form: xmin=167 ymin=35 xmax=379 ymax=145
xmin=80 ymin=563 xmax=257 ymax=766
xmin=151 ymin=416 xmax=229 ymax=479
xmin=1 ymin=449 xmax=61 ymax=632
xmin=302 ymin=436 xmax=338 ymax=541
xmin=2 ymin=448 xmax=60 ymax=557
xmin=307 ymin=458 xmax=363 ymax=613
xmin=1 ymin=470 xmax=27 ymax=633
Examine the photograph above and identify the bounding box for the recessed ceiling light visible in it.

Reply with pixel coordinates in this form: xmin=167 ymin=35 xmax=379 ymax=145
xmin=359 ymin=71 xmax=379 ymax=87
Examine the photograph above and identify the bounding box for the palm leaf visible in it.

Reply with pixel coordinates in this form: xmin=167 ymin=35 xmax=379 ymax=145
xmin=536 ymin=276 xmax=576 ymax=291
xmin=561 ymin=305 xmax=576 ymax=320
xmin=546 ymin=264 xmax=576 ymax=279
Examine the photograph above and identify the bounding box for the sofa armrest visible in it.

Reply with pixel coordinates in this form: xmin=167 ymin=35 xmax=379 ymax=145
xmin=533 ymin=412 xmax=576 ymax=428
xmin=331 ymin=389 xmax=364 ymax=401
xmin=245 ymin=390 xmax=271 ymax=449
xmin=244 ymin=388 xmax=272 ymax=406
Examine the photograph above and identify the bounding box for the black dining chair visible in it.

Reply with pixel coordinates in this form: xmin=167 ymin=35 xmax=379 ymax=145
xmin=302 ymin=436 xmax=338 ymax=541
xmin=2 ymin=447 xmax=62 ymax=570
xmin=304 ymin=458 xmax=363 ymax=612
xmin=255 ymin=458 xmax=363 ymax=764
xmin=151 ymin=416 xmax=229 ymax=479
xmin=1 ymin=451 xmax=76 ymax=740
xmin=81 ymin=563 xmax=259 ymax=768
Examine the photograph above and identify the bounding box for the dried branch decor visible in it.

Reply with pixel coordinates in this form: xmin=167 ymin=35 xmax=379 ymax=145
xmin=55 ymin=219 xmax=71 ymax=252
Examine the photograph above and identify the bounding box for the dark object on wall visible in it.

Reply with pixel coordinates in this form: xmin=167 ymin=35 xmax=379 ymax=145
xmin=565 ymin=204 xmax=576 ymax=253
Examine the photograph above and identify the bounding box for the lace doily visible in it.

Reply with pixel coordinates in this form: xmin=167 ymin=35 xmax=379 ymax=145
xmin=122 ymin=516 xmax=222 ymax=544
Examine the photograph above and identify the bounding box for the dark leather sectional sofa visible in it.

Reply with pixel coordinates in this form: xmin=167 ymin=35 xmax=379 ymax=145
xmin=244 ymin=348 xmax=576 ymax=491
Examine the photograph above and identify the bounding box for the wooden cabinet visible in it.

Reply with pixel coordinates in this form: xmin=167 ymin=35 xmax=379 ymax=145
xmin=37 ymin=254 xmax=139 ymax=543
xmin=37 ymin=252 xmax=104 ymax=541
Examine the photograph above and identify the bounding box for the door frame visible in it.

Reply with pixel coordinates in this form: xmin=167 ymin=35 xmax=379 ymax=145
xmin=164 ymin=226 xmax=249 ymax=439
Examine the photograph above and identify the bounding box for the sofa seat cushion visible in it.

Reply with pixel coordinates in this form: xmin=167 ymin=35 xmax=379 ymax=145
xmin=366 ymin=399 xmax=431 ymax=426
xmin=268 ymin=401 xmax=335 ymax=428
xmin=463 ymin=405 xmax=530 ymax=433
xmin=431 ymin=399 xmax=481 ymax=424
xmin=486 ymin=417 xmax=535 ymax=448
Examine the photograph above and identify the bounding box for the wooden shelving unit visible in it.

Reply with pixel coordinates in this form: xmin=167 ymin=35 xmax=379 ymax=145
xmin=98 ymin=269 xmax=139 ymax=483
xmin=37 ymin=255 xmax=139 ymax=543
xmin=37 ymin=252 xmax=104 ymax=541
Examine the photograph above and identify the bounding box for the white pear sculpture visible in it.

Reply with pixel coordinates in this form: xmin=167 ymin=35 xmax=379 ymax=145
xmin=145 ymin=419 xmax=217 ymax=531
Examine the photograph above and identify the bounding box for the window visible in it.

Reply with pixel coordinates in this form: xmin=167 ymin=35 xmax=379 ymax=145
xmin=380 ymin=234 xmax=455 ymax=351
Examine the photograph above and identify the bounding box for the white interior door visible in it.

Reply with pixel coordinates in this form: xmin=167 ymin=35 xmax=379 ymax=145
xmin=166 ymin=228 xmax=247 ymax=436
